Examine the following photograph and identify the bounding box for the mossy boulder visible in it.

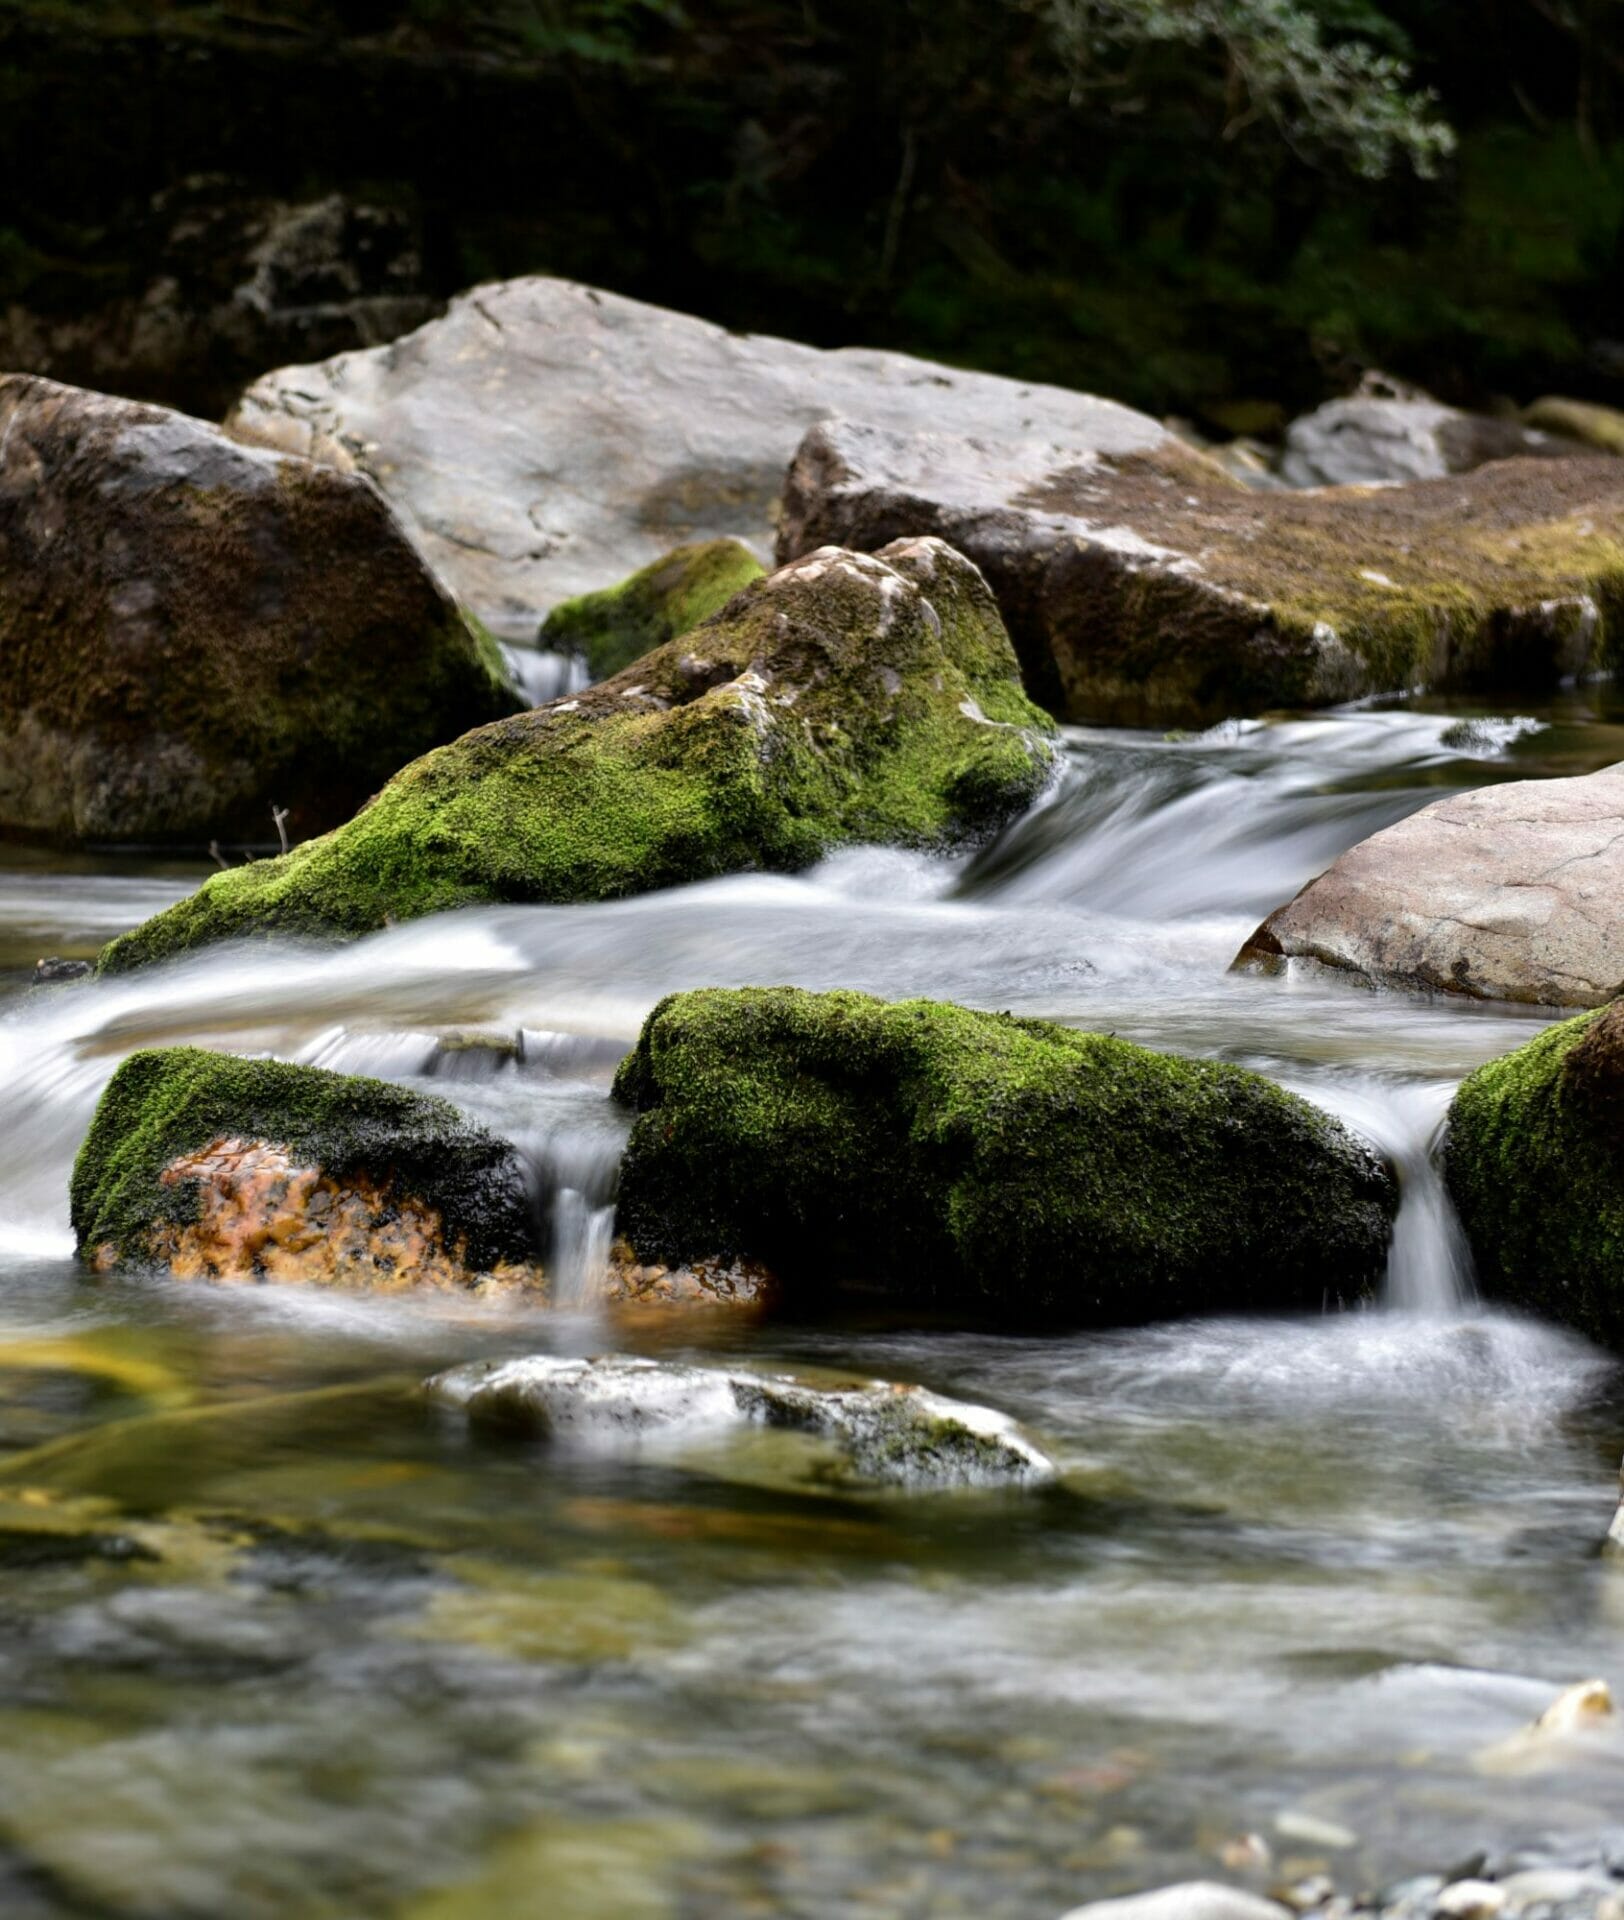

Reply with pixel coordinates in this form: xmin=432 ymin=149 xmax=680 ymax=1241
xmin=537 ymin=539 xmax=766 ymax=681
xmin=0 ymin=374 xmax=520 ymax=846
xmin=778 ymin=418 xmax=1624 ymax=724
xmin=98 ymin=538 xmax=1056 ymax=971
xmin=71 ymin=1047 xmax=538 ymax=1287
xmin=612 ymin=987 xmax=1397 ymax=1320
xmin=1444 ymin=1004 xmax=1624 ymax=1345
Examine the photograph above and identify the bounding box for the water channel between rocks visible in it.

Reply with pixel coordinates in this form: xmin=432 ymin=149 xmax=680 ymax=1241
xmin=2 ymin=698 xmax=1624 ymax=1919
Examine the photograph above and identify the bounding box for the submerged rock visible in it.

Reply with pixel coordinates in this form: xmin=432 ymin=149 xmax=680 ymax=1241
xmin=612 ymin=986 xmax=1397 ymax=1319
xmin=1055 ymin=1882 xmax=1291 ymax=1920
xmin=776 ymin=417 xmax=1624 ymax=724
xmin=537 ymin=539 xmax=765 ymax=682
xmin=227 ymin=274 xmax=1193 ymax=639
xmin=1278 ymin=380 xmax=1564 ymax=488
xmin=71 ymin=1047 xmax=539 ymax=1288
xmin=0 ymin=374 xmax=519 ymax=847
xmin=1445 ymin=1006 xmax=1624 ymax=1344
xmin=426 ymin=1353 xmax=1055 ymax=1489
xmin=1237 ymin=764 xmax=1624 ymax=1006
xmin=1524 ymin=397 xmax=1624 ymax=458
xmin=97 ymin=539 xmax=1055 ymax=970
xmin=1475 ymin=1679 xmax=1618 ymax=1776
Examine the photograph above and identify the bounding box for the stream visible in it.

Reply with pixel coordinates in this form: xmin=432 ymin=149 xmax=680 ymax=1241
xmin=3 ymin=695 xmax=1624 ymax=1918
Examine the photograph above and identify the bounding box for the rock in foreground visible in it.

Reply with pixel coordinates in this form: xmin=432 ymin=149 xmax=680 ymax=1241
xmin=98 ymin=539 xmax=1055 ymax=970
xmin=537 ymin=539 xmax=765 ymax=682
xmin=0 ymin=375 xmax=519 ymax=846
xmin=227 ymin=274 xmax=1198 ymax=638
xmin=777 ymin=418 xmax=1624 ymax=723
xmin=613 ymin=987 xmax=1397 ymax=1319
xmin=426 ymin=1353 xmax=1055 ymax=1489
xmin=1445 ymin=1004 xmax=1624 ymax=1345
xmin=71 ymin=1048 xmax=538 ymax=1288
xmin=1237 ymin=765 xmax=1624 ymax=1006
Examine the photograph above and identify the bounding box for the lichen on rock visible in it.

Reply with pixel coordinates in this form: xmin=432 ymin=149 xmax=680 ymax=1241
xmin=537 ymin=538 xmax=766 ymax=681
xmin=612 ymin=985 xmax=1397 ymax=1320
xmin=777 ymin=417 xmax=1624 ymax=724
xmin=1444 ymin=1003 xmax=1624 ymax=1345
xmin=98 ymin=537 xmax=1056 ymax=971
xmin=71 ymin=1047 xmax=540 ymax=1288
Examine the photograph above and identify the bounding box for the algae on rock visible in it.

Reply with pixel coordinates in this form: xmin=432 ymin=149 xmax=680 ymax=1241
xmin=71 ymin=1047 xmax=537 ymax=1285
xmin=1445 ymin=1003 xmax=1624 ymax=1346
xmin=538 ymin=539 xmax=766 ymax=681
xmin=98 ymin=538 xmax=1056 ymax=971
xmin=613 ymin=986 xmax=1397 ymax=1319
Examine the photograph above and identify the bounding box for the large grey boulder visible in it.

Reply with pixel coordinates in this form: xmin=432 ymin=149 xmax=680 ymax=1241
xmin=0 ymin=374 xmax=520 ymax=847
xmin=1236 ymin=763 xmax=1624 ymax=1006
xmin=777 ymin=417 xmax=1624 ymax=723
xmin=1278 ymin=379 xmax=1566 ymax=488
xmin=226 ymin=274 xmax=1194 ymax=641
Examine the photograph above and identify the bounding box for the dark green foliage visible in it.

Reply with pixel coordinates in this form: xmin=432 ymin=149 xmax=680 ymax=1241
xmin=1445 ymin=1005 xmax=1624 ymax=1348
xmin=613 ymin=986 xmax=1398 ymax=1319
xmin=70 ymin=1047 xmax=536 ymax=1270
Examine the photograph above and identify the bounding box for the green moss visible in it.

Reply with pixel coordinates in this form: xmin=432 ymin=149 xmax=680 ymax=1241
xmin=99 ymin=540 xmax=1056 ymax=970
xmin=70 ymin=1047 xmax=535 ymax=1270
xmin=1444 ymin=1008 xmax=1624 ymax=1346
xmin=612 ymin=986 xmax=1397 ymax=1319
xmin=537 ymin=539 xmax=767 ymax=680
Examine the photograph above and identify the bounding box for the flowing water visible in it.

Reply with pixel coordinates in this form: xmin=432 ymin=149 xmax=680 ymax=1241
xmin=4 ymin=696 xmax=1624 ymax=1918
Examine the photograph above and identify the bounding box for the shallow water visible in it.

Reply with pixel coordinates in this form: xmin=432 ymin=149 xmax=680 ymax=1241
xmin=2 ymin=692 xmax=1624 ymax=1917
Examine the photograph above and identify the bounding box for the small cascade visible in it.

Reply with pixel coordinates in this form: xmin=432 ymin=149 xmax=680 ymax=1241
xmin=501 ymin=643 xmax=590 ymax=708
xmin=1293 ymin=1074 xmax=1475 ymax=1315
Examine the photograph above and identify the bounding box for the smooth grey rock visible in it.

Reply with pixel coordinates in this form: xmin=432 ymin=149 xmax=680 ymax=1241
xmin=0 ymin=373 xmax=519 ymax=846
xmin=1435 ymin=1881 xmax=1508 ymax=1920
xmin=776 ymin=416 xmax=1622 ymax=725
xmin=425 ymin=1353 xmax=1056 ymax=1489
xmin=226 ymin=274 xmax=1186 ymax=640
xmin=1055 ymin=1882 xmax=1293 ymax=1920
xmin=1236 ymin=765 xmax=1624 ymax=1007
xmin=1279 ymin=379 xmax=1563 ymax=488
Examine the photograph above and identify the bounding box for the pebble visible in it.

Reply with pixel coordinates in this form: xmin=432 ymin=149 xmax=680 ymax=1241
xmin=1056 ymin=1882 xmax=1293 ymax=1920
xmin=1435 ymin=1880 xmax=1507 ymax=1920
xmin=1276 ymin=1814 xmax=1359 ymax=1852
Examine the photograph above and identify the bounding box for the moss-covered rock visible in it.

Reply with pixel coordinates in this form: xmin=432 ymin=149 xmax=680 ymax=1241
xmin=537 ymin=539 xmax=766 ymax=681
xmin=779 ymin=418 xmax=1624 ymax=724
xmin=98 ymin=538 xmax=1056 ymax=971
xmin=612 ymin=986 xmax=1397 ymax=1320
xmin=0 ymin=374 xmax=521 ymax=846
xmin=71 ymin=1047 xmax=538 ymax=1286
xmin=1444 ymin=1004 xmax=1624 ymax=1345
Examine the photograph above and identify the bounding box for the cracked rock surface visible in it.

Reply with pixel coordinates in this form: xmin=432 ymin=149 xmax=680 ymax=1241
xmin=1236 ymin=764 xmax=1624 ymax=1007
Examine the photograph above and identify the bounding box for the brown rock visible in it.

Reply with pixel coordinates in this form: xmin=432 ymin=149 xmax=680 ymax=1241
xmin=0 ymin=374 xmax=519 ymax=846
xmin=1235 ymin=763 xmax=1624 ymax=1006
xmin=776 ymin=418 xmax=1624 ymax=723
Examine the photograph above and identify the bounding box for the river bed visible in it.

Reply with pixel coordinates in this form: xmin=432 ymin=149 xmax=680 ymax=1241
xmin=2 ymin=696 xmax=1623 ymax=1918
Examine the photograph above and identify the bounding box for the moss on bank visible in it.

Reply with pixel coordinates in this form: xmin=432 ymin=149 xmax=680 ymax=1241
xmin=71 ymin=1048 xmax=535 ymax=1272
xmin=538 ymin=540 xmax=766 ymax=681
xmin=1444 ymin=1005 xmax=1624 ymax=1346
xmin=613 ymin=986 xmax=1397 ymax=1319
xmin=98 ymin=539 xmax=1055 ymax=971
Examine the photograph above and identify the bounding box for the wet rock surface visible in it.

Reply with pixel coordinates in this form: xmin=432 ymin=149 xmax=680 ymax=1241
xmin=612 ymin=985 xmax=1397 ymax=1319
xmin=1237 ymin=764 xmax=1624 ymax=1007
xmin=776 ymin=417 xmax=1624 ymax=723
xmin=426 ymin=1353 xmax=1057 ymax=1489
xmin=0 ymin=374 xmax=520 ymax=847
xmin=226 ymin=274 xmax=1192 ymax=639
xmin=98 ymin=538 xmax=1055 ymax=969
xmin=71 ymin=1047 xmax=539 ymax=1288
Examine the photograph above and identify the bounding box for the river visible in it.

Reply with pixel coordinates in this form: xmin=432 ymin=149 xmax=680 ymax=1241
xmin=0 ymin=695 xmax=1622 ymax=1918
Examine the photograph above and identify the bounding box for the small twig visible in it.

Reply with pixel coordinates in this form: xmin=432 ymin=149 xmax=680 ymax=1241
xmin=271 ymin=805 xmax=291 ymax=856
xmin=208 ymin=840 xmax=230 ymax=871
